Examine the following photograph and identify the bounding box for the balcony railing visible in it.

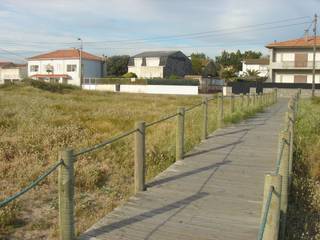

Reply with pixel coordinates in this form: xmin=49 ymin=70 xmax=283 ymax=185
xmin=271 ymin=61 xmax=320 ymax=69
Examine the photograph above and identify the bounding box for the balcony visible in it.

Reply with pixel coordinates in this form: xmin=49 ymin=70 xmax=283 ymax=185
xmin=270 ymin=61 xmax=320 ymax=70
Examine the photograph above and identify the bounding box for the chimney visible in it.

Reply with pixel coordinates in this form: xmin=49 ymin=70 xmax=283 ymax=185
xmin=304 ymin=29 xmax=309 ymax=42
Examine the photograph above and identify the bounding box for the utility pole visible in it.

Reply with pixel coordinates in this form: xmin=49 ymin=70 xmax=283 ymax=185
xmin=78 ymin=38 xmax=83 ymax=86
xmin=312 ymin=14 xmax=317 ymax=98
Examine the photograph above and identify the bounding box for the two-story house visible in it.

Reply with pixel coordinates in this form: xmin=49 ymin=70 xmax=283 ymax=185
xmin=127 ymin=51 xmax=192 ymax=79
xmin=27 ymin=49 xmax=105 ymax=86
xmin=0 ymin=62 xmax=27 ymax=84
xmin=266 ymin=36 xmax=320 ymax=83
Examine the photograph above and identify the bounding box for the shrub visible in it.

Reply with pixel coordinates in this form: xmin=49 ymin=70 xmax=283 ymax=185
xmin=23 ymin=79 xmax=79 ymax=93
xmin=122 ymin=72 xmax=137 ymax=78
xmin=168 ymin=74 xmax=179 ymax=80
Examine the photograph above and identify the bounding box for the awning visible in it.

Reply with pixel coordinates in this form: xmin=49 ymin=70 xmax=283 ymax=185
xmin=31 ymin=74 xmax=71 ymax=79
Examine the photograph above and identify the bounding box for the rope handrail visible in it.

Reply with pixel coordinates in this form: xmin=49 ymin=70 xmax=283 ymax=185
xmin=185 ymin=102 xmax=203 ymax=112
xmin=74 ymin=128 xmax=138 ymax=157
xmin=145 ymin=112 xmax=179 ymax=128
xmin=257 ymin=186 xmax=275 ymax=240
xmin=0 ymin=160 xmax=63 ymax=208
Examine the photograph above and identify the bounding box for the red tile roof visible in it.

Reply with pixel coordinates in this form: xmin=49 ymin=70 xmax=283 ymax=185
xmin=0 ymin=62 xmax=26 ymax=68
xmin=0 ymin=62 xmax=12 ymax=68
xmin=28 ymin=49 xmax=102 ymax=61
xmin=266 ymin=36 xmax=320 ymax=48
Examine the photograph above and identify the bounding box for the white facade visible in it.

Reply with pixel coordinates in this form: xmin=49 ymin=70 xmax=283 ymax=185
xmin=0 ymin=66 xmax=27 ymax=84
xmin=268 ymin=45 xmax=320 ymax=83
xmin=129 ymin=57 xmax=164 ymax=78
xmin=28 ymin=59 xmax=103 ymax=86
xmin=240 ymin=62 xmax=269 ymax=77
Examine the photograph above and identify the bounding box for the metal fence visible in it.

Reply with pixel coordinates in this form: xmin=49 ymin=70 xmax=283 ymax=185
xmin=257 ymin=90 xmax=300 ymax=240
xmin=0 ymin=91 xmax=277 ymax=240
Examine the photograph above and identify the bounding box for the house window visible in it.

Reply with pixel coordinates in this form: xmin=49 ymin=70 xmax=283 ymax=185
xmin=67 ymin=64 xmax=77 ymax=72
xmin=30 ymin=65 xmax=39 ymax=72
xmin=146 ymin=57 xmax=160 ymax=66
xmin=134 ymin=58 xmax=143 ymax=66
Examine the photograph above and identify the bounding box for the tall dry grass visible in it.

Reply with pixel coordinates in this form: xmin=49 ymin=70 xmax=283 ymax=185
xmin=0 ymin=84 xmax=263 ymax=239
xmin=286 ymin=97 xmax=320 ymax=240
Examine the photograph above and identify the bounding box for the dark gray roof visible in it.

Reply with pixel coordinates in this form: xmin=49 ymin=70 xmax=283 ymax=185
xmin=128 ymin=51 xmax=189 ymax=67
xmin=132 ymin=51 xmax=180 ymax=58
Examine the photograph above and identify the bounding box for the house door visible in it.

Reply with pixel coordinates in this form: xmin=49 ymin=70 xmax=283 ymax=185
xmin=295 ymin=53 xmax=308 ymax=67
xmin=294 ymin=75 xmax=307 ymax=83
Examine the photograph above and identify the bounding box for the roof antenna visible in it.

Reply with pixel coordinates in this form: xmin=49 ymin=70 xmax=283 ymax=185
xmin=304 ymin=29 xmax=309 ymax=42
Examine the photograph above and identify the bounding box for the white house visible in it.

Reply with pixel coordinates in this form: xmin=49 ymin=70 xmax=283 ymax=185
xmin=27 ymin=49 xmax=105 ymax=86
xmin=0 ymin=62 xmax=27 ymax=84
xmin=240 ymin=58 xmax=269 ymax=78
xmin=266 ymin=36 xmax=320 ymax=83
xmin=127 ymin=51 xmax=192 ymax=79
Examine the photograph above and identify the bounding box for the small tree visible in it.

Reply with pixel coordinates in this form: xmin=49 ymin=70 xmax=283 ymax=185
xmin=244 ymin=69 xmax=260 ymax=80
xmin=219 ymin=66 xmax=237 ymax=82
xmin=122 ymin=72 xmax=137 ymax=78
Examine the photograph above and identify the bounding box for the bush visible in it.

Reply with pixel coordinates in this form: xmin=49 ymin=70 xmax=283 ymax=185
xmin=168 ymin=74 xmax=179 ymax=80
xmin=23 ymin=79 xmax=79 ymax=93
xmin=122 ymin=72 xmax=137 ymax=78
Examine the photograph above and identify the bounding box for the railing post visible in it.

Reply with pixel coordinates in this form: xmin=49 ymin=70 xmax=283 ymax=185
xmin=279 ymin=129 xmax=289 ymax=240
xmin=135 ymin=121 xmax=146 ymax=193
xmin=217 ymin=93 xmax=224 ymax=128
xmin=240 ymin=93 xmax=244 ymax=110
xmin=202 ymin=97 xmax=208 ymax=140
xmin=58 ymin=149 xmax=75 ymax=240
xmin=275 ymin=88 xmax=278 ymax=103
xmin=176 ymin=107 xmax=185 ymax=160
xmin=288 ymin=100 xmax=295 ymax=187
xmin=246 ymin=93 xmax=250 ymax=110
xmin=230 ymin=94 xmax=235 ymax=114
xmin=261 ymin=174 xmax=282 ymax=240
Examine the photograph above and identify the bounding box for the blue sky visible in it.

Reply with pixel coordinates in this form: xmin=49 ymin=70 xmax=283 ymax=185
xmin=0 ymin=0 xmax=319 ymax=62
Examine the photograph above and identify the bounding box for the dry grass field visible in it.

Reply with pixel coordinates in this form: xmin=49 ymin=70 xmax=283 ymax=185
xmin=0 ymin=83 xmax=261 ymax=239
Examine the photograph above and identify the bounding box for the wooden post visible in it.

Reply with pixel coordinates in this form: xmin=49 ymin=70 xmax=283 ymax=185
xmin=202 ymin=97 xmax=208 ymax=140
xmin=58 ymin=149 xmax=75 ymax=240
xmin=135 ymin=121 xmax=146 ymax=193
xmin=218 ymin=93 xmax=224 ymax=128
xmin=176 ymin=107 xmax=185 ymax=161
xmin=288 ymin=101 xmax=295 ymax=187
xmin=240 ymin=93 xmax=244 ymax=110
xmin=246 ymin=94 xmax=250 ymax=110
xmin=230 ymin=94 xmax=235 ymax=114
xmin=253 ymin=93 xmax=257 ymax=108
xmin=275 ymin=88 xmax=278 ymax=103
xmin=279 ymin=130 xmax=289 ymax=240
xmin=261 ymin=174 xmax=282 ymax=240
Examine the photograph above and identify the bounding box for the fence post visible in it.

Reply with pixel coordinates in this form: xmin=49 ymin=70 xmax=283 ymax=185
xmin=135 ymin=121 xmax=146 ymax=193
xmin=202 ymin=97 xmax=208 ymax=140
xmin=279 ymin=129 xmax=290 ymax=240
xmin=275 ymin=88 xmax=278 ymax=103
xmin=261 ymin=174 xmax=282 ymax=240
xmin=230 ymin=94 xmax=235 ymax=114
xmin=246 ymin=94 xmax=250 ymax=110
xmin=288 ymin=100 xmax=295 ymax=187
xmin=176 ymin=107 xmax=185 ymax=161
xmin=58 ymin=149 xmax=75 ymax=240
xmin=240 ymin=93 xmax=244 ymax=110
xmin=218 ymin=93 xmax=224 ymax=128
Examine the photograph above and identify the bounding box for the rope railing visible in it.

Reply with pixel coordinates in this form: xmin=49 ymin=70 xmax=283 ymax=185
xmin=258 ymin=186 xmax=275 ymax=240
xmin=0 ymin=159 xmax=63 ymax=208
xmin=0 ymin=90 xmax=277 ymax=240
xmin=73 ymin=128 xmax=138 ymax=157
xmin=257 ymin=89 xmax=300 ymax=240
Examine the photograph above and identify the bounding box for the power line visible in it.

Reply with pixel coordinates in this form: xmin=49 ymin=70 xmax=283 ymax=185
xmin=0 ymin=16 xmax=311 ymax=47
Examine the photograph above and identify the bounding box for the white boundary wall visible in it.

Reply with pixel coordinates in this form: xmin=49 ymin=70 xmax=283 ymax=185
xmin=82 ymin=84 xmax=199 ymax=95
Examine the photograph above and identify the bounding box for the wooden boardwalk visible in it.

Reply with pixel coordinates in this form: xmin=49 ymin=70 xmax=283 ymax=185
xmin=80 ymin=100 xmax=288 ymax=240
